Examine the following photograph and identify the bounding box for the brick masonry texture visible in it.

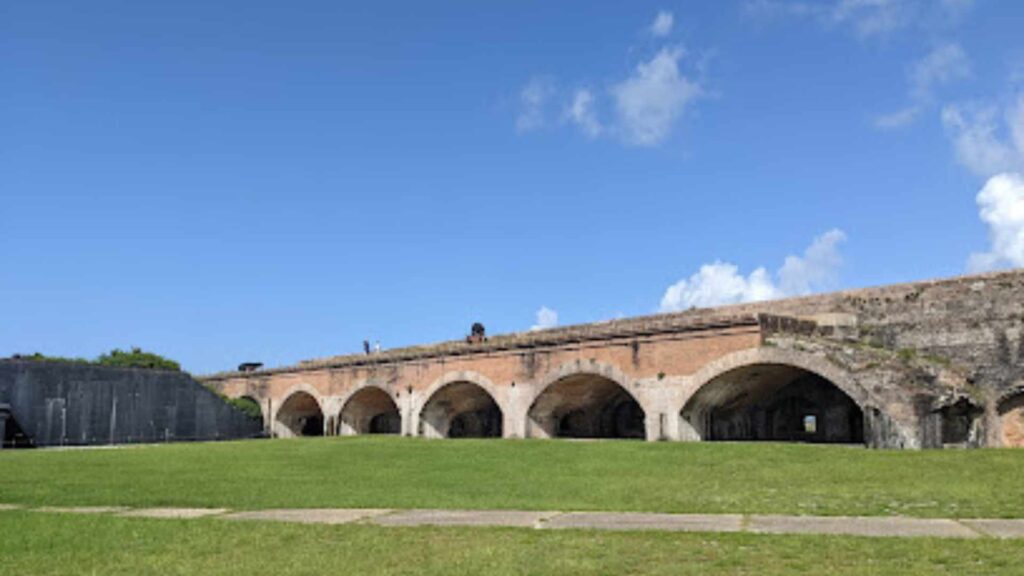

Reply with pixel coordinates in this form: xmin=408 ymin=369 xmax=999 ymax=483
xmin=202 ymin=269 xmax=1024 ymax=449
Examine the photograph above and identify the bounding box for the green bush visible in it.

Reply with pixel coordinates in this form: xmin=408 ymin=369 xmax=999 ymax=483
xmin=14 ymin=352 xmax=90 ymax=364
xmin=96 ymin=347 xmax=180 ymax=371
xmin=228 ymin=397 xmax=263 ymax=420
xmin=11 ymin=348 xmax=181 ymax=371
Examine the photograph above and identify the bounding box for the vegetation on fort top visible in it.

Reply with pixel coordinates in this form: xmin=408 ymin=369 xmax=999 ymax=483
xmin=9 ymin=347 xmax=180 ymax=371
xmin=95 ymin=347 xmax=180 ymax=371
xmin=1 ymin=510 xmax=1022 ymax=576
xmin=2 ymin=437 xmax=1023 ymax=519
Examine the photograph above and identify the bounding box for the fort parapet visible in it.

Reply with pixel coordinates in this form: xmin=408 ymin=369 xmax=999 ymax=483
xmin=202 ymin=269 xmax=1024 ymax=449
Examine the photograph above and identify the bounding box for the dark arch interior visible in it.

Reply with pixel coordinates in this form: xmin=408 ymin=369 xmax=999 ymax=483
xmin=339 ymin=387 xmax=401 ymax=435
xmin=682 ymin=364 xmax=864 ymax=444
xmin=419 ymin=381 xmax=502 ymax=438
xmin=275 ymin=391 xmax=324 ymax=437
xmin=938 ymin=398 xmax=983 ymax=445
xmin=230 ymin=396 xmax=263 ymax=422
xmin=2 ymin=413 xmax=32 ymax=448
xmin=528 ymin=374 xmax=645 ymax=439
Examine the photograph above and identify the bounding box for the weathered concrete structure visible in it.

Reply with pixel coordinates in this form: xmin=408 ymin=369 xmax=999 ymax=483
xmin=203 ymin=269 xmax=1024 ymax=449
xmin=0 ymin=361 xmax=263 ymax=448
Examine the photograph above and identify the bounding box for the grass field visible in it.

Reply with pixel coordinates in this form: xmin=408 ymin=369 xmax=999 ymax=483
xmin=2 ymin=436 xmax=1023 ymax=518
xmin=2 ymin=511 xmax=1023 ymax=576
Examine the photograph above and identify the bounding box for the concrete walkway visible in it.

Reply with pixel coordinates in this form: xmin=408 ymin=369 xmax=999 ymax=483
xmin=4 ymin=503 xmax=1024 ymax=539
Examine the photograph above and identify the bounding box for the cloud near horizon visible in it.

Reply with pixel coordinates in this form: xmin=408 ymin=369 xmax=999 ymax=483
xmin=943 ymin=95 xmax=1024 ymax=272
xmin=967 ymin=173 xmax=1024 ymax=272
xmin=530 ymin=306 xmax=559 ymax=331
xmin=659 ymin=229 xmax=846 ymax=312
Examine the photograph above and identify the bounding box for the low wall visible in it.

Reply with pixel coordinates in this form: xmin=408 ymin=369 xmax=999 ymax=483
xmin=0 ymin=361 xmax=263 ymax=448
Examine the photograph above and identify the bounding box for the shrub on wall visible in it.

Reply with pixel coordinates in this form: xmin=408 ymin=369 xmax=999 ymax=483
xmin=11 ymin=348 xmax=182 ymax=372
xmin=96 ymin=348 xmax=181 ymax=371
xmin=13 ymin=352 xmax=90 ymax=364
xmin=228 ymin=397 xmax=263 ymax=420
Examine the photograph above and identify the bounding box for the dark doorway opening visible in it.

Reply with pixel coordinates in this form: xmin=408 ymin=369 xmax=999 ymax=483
xmin=419 ymin=381 xmax=502 ymax=438
xmin=529 ymin=374 xmax=645 ymax=439
xmin=683 ymin=364 xmax=864 ymax=444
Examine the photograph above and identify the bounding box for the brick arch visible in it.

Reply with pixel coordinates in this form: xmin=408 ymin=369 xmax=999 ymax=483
xmin=532 ymin=359 xmax=635 ymax=398
xmin=683 ymin=347 xmax=873 ymax=413
xmin=526 ymin=359 xmax=646 ymax=439
xmin=415 ymin=371 xmax=506 ymax=438
xmin=237 ymin=394 xmax=262 ymax=409
xmin=336 ymin=379 xmax=399 ymax=414
xmin=272 ymin=383 xmax=326 ymax=438
xmin=336 ymin=381 xmax=401 ymax=436
xmin=679 ymin=347 xmax=910 ymax=446
xmin=236 ymin=394 xmax=264 ymax=420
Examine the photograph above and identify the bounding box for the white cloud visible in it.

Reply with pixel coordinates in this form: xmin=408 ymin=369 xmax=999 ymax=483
xmin=660 ymin=263 xmax=779 ymax=311
xmin=516 ymin=77 xmax=555 ymax=133
xmin=514 ymin=12 xmax=707 ymax=147
xmin=777 ymin=229 xmax=847 ymax=295
xmin=909 ymin=43 xmax=970 ymax=101
xmin=745 ymin=0 xmax=973 ymax=38
xmin=874 ymin=106 xmax=920 ymax=129
xmin=659 ymin=229 xmax=846 ymax=312
xmin=830 ymin=0 xmax=909 ymax=38
xmin=967 ymin=173 xmax=1024 ymax=272
xmin=530 ymin=306 xmax=559 ymax=331
xmin=650 ymin=11 xmax=674 ymax=37
xmin=611 ymin=48 xmax=702 ymax=147
xmin=942 ymin=94 xmax=1024 ymax=271
xmin=942 ymin=96 xmax=1024 ymax=178
xmin=875 ymin=43 xmax=970 ymax=129
xmin=564 ymin=89 xmax=602 ymax=138
xmin=744 ymin=0 xmax=909 ymax=37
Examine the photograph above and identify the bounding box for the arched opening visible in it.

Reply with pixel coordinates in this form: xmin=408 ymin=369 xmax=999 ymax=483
xmin=682 ymin=363 xmax=864 ymax=444
xmin=998 ymin=392 xmax=1024 ymax=448
xmin=936 ymin=398 xmax=983 ymax=446
xmin=1 ymin=412 xmax=32 ymax=448
xmin=527 ymin=374 xmax=645 ymax=439
xmin=274 ymin=391 xmax=324 ymax=437
xmin=339 ymin=387 xmax=401 ymax=435
xmin=228 ymin=396 xmax=263 ymax=422
xmin=419 ymin=381 xmax=502 ymax=438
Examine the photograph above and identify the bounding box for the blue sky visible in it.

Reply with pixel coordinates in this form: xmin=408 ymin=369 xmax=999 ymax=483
xmin=3 ymin=1 xmax=1024 ymax=374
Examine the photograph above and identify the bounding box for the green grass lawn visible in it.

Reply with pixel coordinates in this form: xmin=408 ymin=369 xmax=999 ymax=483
xmin=2 ymin=437 xmax=1023 ymax=518
xmin=1 ymin=510 xmax=1022 ymax=576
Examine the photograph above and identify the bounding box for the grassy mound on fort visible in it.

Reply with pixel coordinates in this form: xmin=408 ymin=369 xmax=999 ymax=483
xmin=2 ymin=511 xmax=1022 ymax=576
xmin=2 ymin=437 xmax=1023 ymax=518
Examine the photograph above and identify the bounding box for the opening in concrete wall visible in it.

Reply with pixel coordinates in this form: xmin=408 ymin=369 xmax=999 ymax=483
xmin=937 ymin=398 xmax=983 ymax=446
xmin=527 ymin=374 xmax=645 ymax=439
xmin=274 ymin=391 xmax=324 ymax=437
xmin=419 ymin=381 xmax=502 ymax=438
xmin=682 ymin=363 xmax=864 ymax=444
xmin=339 ymin=387 xmax=401 ymax=435
xmin=232 ymin=396 xmax=264 ymax=422
xmin=998 ymin=392 xmax=1024 ymax=448
xmin=1 ymin=413 xmax=32 ymax=448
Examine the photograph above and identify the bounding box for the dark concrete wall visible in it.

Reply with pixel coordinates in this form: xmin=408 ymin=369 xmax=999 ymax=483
xmin=0 ymin=361 xmax=263 ymax=447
